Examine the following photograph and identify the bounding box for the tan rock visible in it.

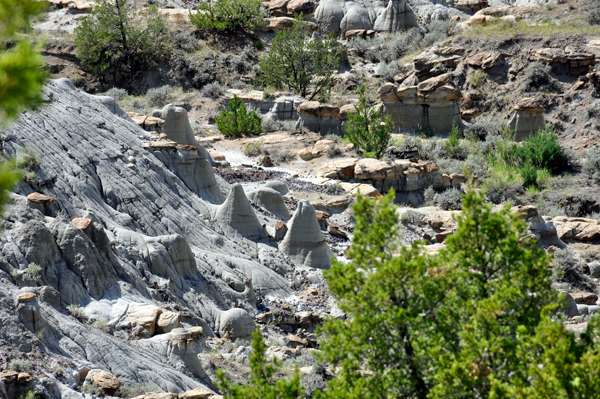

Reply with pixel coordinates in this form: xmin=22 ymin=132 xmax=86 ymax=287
xmin=465 ymin=52 xmax=501 ymax=69
xmin=27 ymin=192 xmax=54 ymax=204
xmin=150 ymin=140 xmax=178 ymax=149
xmin=178 ymin=387 xmax=214 ymax=399
xmin=144 ymin=116 xmax=165 ymax=130
xmin=345 ymin=29 xmax=375 ymax=38
xmin=256 ymin=17 xmax=318 ymax=31
xmin=158 ymin=9 xmax=199 ymax=24
xmin=86 ymin=370 xmax=122 ymax=396
xmin=71 ymin=217 xmax=93 ymax=232
xmin=354 ymin=159 xmax=393 ymax=180
xmin=287 ymin=334 xmax=309 ymax=348
xmin=315 ymin=210 xmax=330 ymax=221
xmin=316 ymin=158 xmax=357 ymax=180
xmin=127 ymin=304 xmax=163 ymax=336
xmin=378 ymin=82 xmax=399 ymax=102
xmin=132 ymin=115 xmax=147 ymax=126
xmin=297 ymin=102 xmax=340 ymax=117
xmin=0 ymin=370 xmax=18 ymax=383
xmin=17 ymin=372 xmax=34 ymax=383
xmin=396 ymin=86 xmax=418 ymax=100
xmin=156 ymin=311 xmax=181 ymax=334
xmin=339 ymin=104 xmax=357 ymax=120
xmin=349 ymin=184 xmax=381 ymax=198
xmin=514 ymin=98 xmax=545 ymax=114
xmin=417 ymin=73 xmax=453 ymax=93
xmin=17 ymin=292 xmax=37 ymax=302
xmin=210 ymin=153 xmax=226 ymax=161
xmin=133 ymin=393 xmax=178 ymax=399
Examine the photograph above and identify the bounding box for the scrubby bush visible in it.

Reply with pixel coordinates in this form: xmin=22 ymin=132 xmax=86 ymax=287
xmin=217 ymin=95 xmax=262 ymax=138
xmin=75 ymin=0 xmax=171 ymax=90
xmin=146 ymin=85 xmax=173 ymax=107
xmin=173 ymin=32 xmax=200 ymax=52
xmin=376 ymin=61 xmax=399 ymax=82
xmin=190 ymin=0 xmax=264 ymax=31
xmin=484 ymin=176 xmax=523 ymax=204
xmin=345 ymin=85 xmax=392 ymax=159
xmin=9 ymin=359 xmax=30 ymax=372
xmin=105 ymin=87 xmax=128 ymax=101
xmin=326 ymin=143 xmax=342 ymax=158
xmin=413 ymin=20 xmax=455 ymax=50
xmin=11 ymin=262 xmax=42 ymax=283
xmin=523 ymin=61 xmax=560 ymax=92
xmin=243 ymin=142 xmax=264 ymax=156
xmin=80 ymin=382 xmax=103 ymax=396
xmin=67 ymin=304 xmax=88 ymax=322
xmin=261 ymin=118 xmax=296 ymax=133
xmin=464 ymin=117 xmax=503 ymax=141
xmin=119 ymin=383 xmax=157 ymax=398
xmin=586 ymin=7 xmax=600 ymax=25
xmin=445 ymin=122 xmax=465 ymax=159
xmin=51 ymin=365 xmax=64 ymax=377
xmin=553 ymin=248 xmax=595 ymax=292
xmin=435 ymin=188 xmax=463 ymax=211
xmin=583 ymin=147 xmax=600 ymax=181
xmin=201 ymin=82 xmax=225 ymax=98
xmin=520 ymin=162 xmax=538 ymax=187
xmin=519 ymin=127 xmax=566 ymax=173
xmin=271 ymin=150 xmax=295 ymax=164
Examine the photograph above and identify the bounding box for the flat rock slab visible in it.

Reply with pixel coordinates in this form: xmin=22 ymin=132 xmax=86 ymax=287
xmin=71 ymin=217 xmax=92 ymax=232
xmin=27 ymin=192 xmax=54 ymax=203
xmin=17 ymin=292 xmax=37 ymax=302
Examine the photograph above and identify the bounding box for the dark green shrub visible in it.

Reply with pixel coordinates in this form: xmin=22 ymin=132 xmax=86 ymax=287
xmin=190 ymin=0 xmax=264 ymax=32
xmin=217 ymin=95 xmax=262 ymax=138
xmin=345 ymin=85 xmax=392 ymax=159
xmin=520 ymin=162 xmax=538 ymax=187
xmin=519 ymin=128 xmax=564 ymax=173
xmin=464 ymin=117 xmax=503 ymax=141
xmin=75 ymin=0 xmax=171 ymax=90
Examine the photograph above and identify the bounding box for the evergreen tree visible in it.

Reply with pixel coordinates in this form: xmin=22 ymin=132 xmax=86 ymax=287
xmin=75 ymin=0 xmax=171 ymax=90
xmin=344 ymin=84 xmax=392 ymax=159
xmin=216 ymin=95 xmax=262 ymax=138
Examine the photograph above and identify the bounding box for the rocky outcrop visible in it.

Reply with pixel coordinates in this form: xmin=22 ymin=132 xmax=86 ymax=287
xmin=511 ymin=205 xmax=566 ymax=248
xmin=280 ymin=201 xmax=332 ymax=268
xmin=152 ymin=104 xmax=201 ymax=148
xmin=267 ymin=0 xmax=317 ymax=17
xmin=264 ymin=96 xmax=307 ymax=121
xmin=255 ymin=17 xmax=318 ymax=31
xmin=508 ymin=98 xmax=545 ymax=141
xmin=217 ymin=308 xmax=255 ymax=339
xmin=413 ymin=47 xmax=466 ymax=78
xmin=297 ymin=102 xmax=344 ymax=135
xmin=551 ymin=216 xmax=600 ymax=242
xmin=561 ymin=292 xmax=600 ymax=318
xmin=85 ymin=369 xmax=122 ymax=396
xmin=214 ymin=184 xmax=264 ymax=239
xmin=528 ymin=48 xmax=597 ymax=74
xmin=453 ymin=0 xmax=489 ymax=12
xmin=372 ymin=0 xmax=418 ymax=32
xmin=380 ymin=73 xmax=463 ymax=133
xmin=298 ymin=139 xmax=336 ymax=160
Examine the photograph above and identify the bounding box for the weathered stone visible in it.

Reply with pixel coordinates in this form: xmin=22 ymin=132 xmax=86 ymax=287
xmin=354 ymin=159 xmax=394 ymax=181
xmin=327 ymin=224 xmax=348 ymax=240
xmin=339 ymin=104 xmax=357 ymax=120
xmin=316 ymin=158 xmax=357 ymax=180
xmin=256 ymin=17 xmax=318 ymax=31
xmin=464 ymin=52 xmax=501 ymax=69
xmin=156 ymin=311 xmax=181 ymax=334
xmin=417 ymin=73 xmax=453 ymax=93
xmin=27 ymin=192 xmax=54 ymax=204
xmin=508 ymin=98 xmax=545 ymax=141
xmin=287 ymin=334 xmax=309 ymax=348
xmin=552 ymin=217 xmax=600 ymax=242
xmin=71 ymin=217 xmax=93 ymax=232
xmin=17 ymin=293 xmax=37 ymax=302
xmin=454 ymin=0 xmax=488 ymax=11
xmin=298 ymin=102 xmax=342 ymax=135
xmin=269 ymin=0 xmax=316 ymax=17
xmin=86 ymin=369 xmax=122 ymax=396
xmin=210 ymin=153 xmax=226 ymax=161
xmin=178 ymin=387 xmax=214 ymax=399
xmin=150 ymin=140 xmax=178 ymax=149
xmin=378 ymin=83 xmax=399 ymax=103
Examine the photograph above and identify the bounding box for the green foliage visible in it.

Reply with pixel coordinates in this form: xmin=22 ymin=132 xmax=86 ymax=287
xmin=0 ymin=0 xmax=47 ymax=122
xmin=344 ymin=85 xmax=392 ymax=159
xmin=520 ymin=162 xmax=538 ymax=187
xmin=189 ymin=0 xmax=264 ymax=32
xmin=257 ymin=17 xmax=342 ymax=101
xmin=217 ymin=95 xmax=262 ymax=138
xmin=19 ymin=392 xmax=35 ymax=399
xmin=9 ymin=359 xmax=30 ymax=372
xmin=445 ymin=122 xmax=463 ymax=159
xmin=319 ymin=188 xmax=566 ymax=399
xmin=243 ymin=142 xmax=264 ymax=157
xmin=11 ymin=262 xmax=42 ymax=283
xmin=119 ymin=382 xmax=158 ymax=398
xmin=519 ymin=128 xmax=564 ymax=173
xmin=217 ymin=328 xmax=304 ymax=399
xmin=75 ymin=0 xmax=171 ymax=89
xmin=80 ymin=381 xmax=103 ymax=396
xmin=51 ymin=365 xmax=64 ymax=377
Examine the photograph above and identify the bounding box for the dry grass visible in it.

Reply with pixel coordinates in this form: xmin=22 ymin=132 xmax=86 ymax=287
xmin=461 ymin=18 xmax=600 ymax=41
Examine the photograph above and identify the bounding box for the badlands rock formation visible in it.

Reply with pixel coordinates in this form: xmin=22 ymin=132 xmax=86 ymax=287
xmin=0 ymin=80 xmax=315 ymax=397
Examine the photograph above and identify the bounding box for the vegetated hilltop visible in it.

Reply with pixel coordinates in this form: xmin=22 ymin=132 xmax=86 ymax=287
xmin=1 ymin=0 xmax=600 ymax=398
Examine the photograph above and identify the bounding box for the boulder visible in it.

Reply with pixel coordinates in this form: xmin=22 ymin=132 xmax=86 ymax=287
xmin=508 ymin=98 xmax=545 ymax=141
xmin=264 ymin=180 xmax=289 ymax=195
xmin=298 ymin=139 xmax=336 ymax=160
xmin=340 ymin=1 xmax=373 ymax=33
xmin=247 ymin=187 xmax=291 ymax=220
xmin=218 ymin=308 xmax=255 ymax=339
xmin=178 ymin=387 xmax=214 ymax=399
xmin=571 ymin=292 xmax=599 ymax=306
xmin=464 ymin=52 xmax=502 ymax=69
xmin=280 ymin=201 xmax=333 ymax=268
xmin=314 ymin=0 xmax=346 ymax=34
xmin=552 ymin=216 xmax=600 ymax=242
xmin=453 ymin=0 xmax=488 ymax=12
xmin=71 ymin=217 xmax=93 ymax=232
xmin=156 ymin=311 xmax=181 ymax=334
xmin=26 ymin=192 xmax=54 ymax=204
xmin=85 ymin=369 xmax=122 ymax=396
xmin=214 ymin=184 xmax=264 ymax=239
xmin=256 ymin=17 xmax=318 ymax=31
xmin=511 ymin=205 xmax=566 ymax=248
xmin=316 ymin=158 xmax=358 ymax=180
xmin=354 ymin=159 xmax=394 ymax=180
xmin=17 ymin=293 xmax=37 ymax=303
